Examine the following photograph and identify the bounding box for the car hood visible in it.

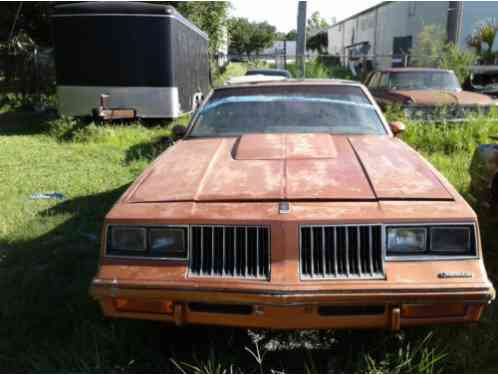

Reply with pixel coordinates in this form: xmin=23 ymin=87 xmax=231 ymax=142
xmin=393 ymin=90 xmax=494 ymax=106
xmin=127 ymin=134 xmax=453 ymax=203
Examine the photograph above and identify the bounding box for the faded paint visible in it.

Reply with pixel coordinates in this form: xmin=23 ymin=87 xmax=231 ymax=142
xmin=129 ymin=134 xmax=452 ymax=203
xmin=91 ymin=80 xmax=495 ymax=330
xmin=391 ymin=89 xmax=494 ymax=106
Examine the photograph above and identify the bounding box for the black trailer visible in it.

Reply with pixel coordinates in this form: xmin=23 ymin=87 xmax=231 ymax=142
xmin=52 ymin=2 xmax=209 ymax=119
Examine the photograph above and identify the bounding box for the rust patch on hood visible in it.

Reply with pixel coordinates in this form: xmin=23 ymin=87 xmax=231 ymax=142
xmin=349 ymin=136 xmax=453 ymax=200
xmin=128 ymin=134 xmax=452 ymax=203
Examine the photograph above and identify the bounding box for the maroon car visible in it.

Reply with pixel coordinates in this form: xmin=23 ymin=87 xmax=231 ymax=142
xmin=365 ymin=68 xmax=496 ymax=120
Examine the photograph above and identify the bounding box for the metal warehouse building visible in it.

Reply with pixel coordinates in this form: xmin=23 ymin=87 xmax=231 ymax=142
xmin=327 ymin=1 xmax=498 ymax=69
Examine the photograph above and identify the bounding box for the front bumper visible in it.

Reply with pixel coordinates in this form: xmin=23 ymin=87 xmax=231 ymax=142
xmin=91 ymin=281 xmax=495 ymax=330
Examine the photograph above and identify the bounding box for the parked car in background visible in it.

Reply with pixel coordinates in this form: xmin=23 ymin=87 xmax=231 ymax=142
xmin=470 ymin=136 xmax=498 ymax=214
xmin=246 ymin=68 xmax=292 ymax=79
xmin=91 ymin=80 xmax=494 ymax=330
xmin=365 ymin=68 xmax=496 ymax=120
xmin=463 ymin=66 xmax=498 ymax=99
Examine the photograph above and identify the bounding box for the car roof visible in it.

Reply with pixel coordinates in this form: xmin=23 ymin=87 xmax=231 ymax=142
xmin=219 ymin=78 xmax=362 ymax=90
xmin=375 ymin=67 xmax=453 ymax=73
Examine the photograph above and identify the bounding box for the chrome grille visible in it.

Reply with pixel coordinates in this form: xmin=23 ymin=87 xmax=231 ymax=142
xmin=300 ymin=225 xmax=384 ymax=279
xmin=189 ymin=225 xmax=270 ymax=279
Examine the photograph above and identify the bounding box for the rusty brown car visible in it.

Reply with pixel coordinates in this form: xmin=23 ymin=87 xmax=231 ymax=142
xmin=365 ymin=68 xmax=496 ymax=120
xmin=91 ymin=80 xmax=495 ymax=330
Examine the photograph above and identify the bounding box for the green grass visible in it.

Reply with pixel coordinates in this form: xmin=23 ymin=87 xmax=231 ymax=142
xmin=0 ymin=74 xmax=498 ymax=371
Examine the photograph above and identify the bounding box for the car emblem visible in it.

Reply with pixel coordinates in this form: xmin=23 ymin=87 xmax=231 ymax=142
xmin=279 ymin=201 xmax=290 ymax=214
xmin=438 ymin=272 xmax=473 ymax=279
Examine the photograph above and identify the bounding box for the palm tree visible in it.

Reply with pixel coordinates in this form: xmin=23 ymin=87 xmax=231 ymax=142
xmin=468 ymin=18 xmax=498 ymax=64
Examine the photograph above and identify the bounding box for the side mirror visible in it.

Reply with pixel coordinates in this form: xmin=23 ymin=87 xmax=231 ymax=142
xmin=172 ymin=125 xmax=186 ymax=139
xmin=389 ymin=121 xmax=406 ymax=137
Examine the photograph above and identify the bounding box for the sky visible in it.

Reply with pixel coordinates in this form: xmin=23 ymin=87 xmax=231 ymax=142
xmin=229 ymin=0 xmax=383 ymax=33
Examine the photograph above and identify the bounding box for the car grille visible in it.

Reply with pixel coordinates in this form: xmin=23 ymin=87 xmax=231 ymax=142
xmin=300 ymin=225 xmax=384 ymax=279
xmin=189 ymin=225 xmax=270 ymax=279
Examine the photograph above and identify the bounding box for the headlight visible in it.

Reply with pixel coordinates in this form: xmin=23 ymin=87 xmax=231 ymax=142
xmin=107 ymin=225 xmax=188 ymax=259
xmin=430 ymin=227 xmax=471 ymax=253
xmin=387 ymin=227 xmax=427 ymax=253
xmin=109 ymin=226 xmax=146 ymax=253
xmin=149 ymin=227 xmax=187 ymax=258
xmin=386 ymin=224 xmax=476 ymax=257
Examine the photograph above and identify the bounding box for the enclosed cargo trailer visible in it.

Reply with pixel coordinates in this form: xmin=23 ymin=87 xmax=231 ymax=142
xmin=52 ymin=2 xmax=209 ymax=119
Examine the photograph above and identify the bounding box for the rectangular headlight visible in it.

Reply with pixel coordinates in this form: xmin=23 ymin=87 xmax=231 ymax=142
xmin=386 ymin=224 xmax=476 ymax=257
xmin=109 ymin=226 xmax=146 ymax=253
xmin=149 ymin=227 xmax=187 ymax=259
xmin=431 ymin=227 xmax=471 ymax=253
xmin=106 ymin=225 xmax=188 ymax=259
xmin=387 ymin=227 xmax=427 ymax=254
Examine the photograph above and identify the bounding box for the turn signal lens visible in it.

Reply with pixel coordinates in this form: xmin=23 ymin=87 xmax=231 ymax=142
xmin=114 ymin=298 xmax=173 ymax=315
xmin=401 ymin=304 xmax=466 ymax=318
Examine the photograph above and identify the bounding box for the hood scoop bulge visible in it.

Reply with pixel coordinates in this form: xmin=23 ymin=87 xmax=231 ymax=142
xmin=234 ymin=133 xmax=338 ymax=160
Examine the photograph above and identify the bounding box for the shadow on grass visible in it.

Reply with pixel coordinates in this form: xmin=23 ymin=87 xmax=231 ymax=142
xmin=125 ymin=136 xmax=174 ymax=164
xmin=0 ymin=111 xmax=55 ymax=136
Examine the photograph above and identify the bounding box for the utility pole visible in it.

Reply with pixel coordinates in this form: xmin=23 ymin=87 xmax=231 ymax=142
xmin=296 ymin=1 xmax=306 ymax=78
xmin=283 ymin=39 xmax=287 ymax=70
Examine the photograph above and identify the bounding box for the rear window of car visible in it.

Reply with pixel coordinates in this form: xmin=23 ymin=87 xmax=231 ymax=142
xmin=188 ymin=85 xmax=386 ymax=137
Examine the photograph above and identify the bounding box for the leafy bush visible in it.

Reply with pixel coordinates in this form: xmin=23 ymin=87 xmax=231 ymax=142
xmin=439 ymin=43 xmax=477 ymax=83
xmin=383 ymin=106 xmax=498 ymax=155
xmin=47 ymin=116 xmax=86 ymax=141
xmin=411 ymin=25 xmax=477 ymax=83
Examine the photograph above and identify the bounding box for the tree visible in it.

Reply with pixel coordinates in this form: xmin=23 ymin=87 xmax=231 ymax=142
xmin=412 ymin=25 xmax=476 ymax=83
xmin=286 ymin=29 xmax=297 ymax=41
xmin=228 ymin=18 xmax=276 ymax=57
xmin=307 ymin=11 xmax=330 ymax=35
xmin=0 ymin=2 xmax=52 ymax=46
xmin=411 ymin=24 xmax=446 ymax=67
xmin=439 ymin=44 xmax=477 ymax=83
xmin=173 ymin=2 xmax=229 ymax=53
xmin=307 ymin=31 xmax=328 ymax=53
xmin=227 ymin=17 xmax=252 ymax=56
xmin=249 ymin=21 xmax=276 ymax=55
xmin=0 ymin=2 xmax=229 ymax=52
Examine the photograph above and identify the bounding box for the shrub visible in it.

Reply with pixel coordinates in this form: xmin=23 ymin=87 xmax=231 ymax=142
xmin=47 ymin=116 xmax=85 ymax=141
xmin=411 ymin=25 xmax=477 ymax=83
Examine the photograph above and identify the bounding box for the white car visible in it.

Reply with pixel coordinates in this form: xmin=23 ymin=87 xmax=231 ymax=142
xmin=225 ymin=74 xmax=286 ymax=86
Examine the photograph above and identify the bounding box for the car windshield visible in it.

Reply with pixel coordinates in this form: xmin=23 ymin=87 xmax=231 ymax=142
xmin=188 ymin=85 xmax=386 ymax=137
xmin=388 ymin=71 xmax=461 ymax=91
